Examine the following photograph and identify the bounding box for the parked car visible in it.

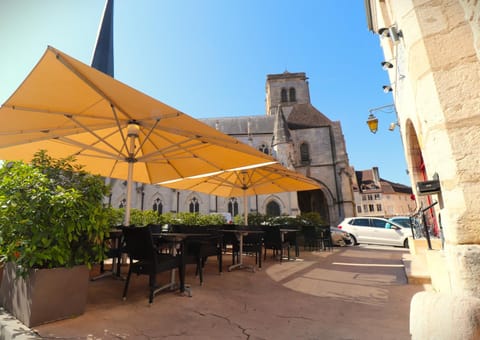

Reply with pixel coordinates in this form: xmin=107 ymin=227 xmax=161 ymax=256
xmin=388 ymin=216 xmax=412 ymax=229
xmin=330 ymin=226 xmax=353 ymax=246
xmin=337 ymin=217 xmax=412 ymax=248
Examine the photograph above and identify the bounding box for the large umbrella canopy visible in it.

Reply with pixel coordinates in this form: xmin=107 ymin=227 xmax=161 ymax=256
xmin=160 ymin=163 xmax=321 ymax=224
xmin=0 ymin=46 xmax=276 ymax=223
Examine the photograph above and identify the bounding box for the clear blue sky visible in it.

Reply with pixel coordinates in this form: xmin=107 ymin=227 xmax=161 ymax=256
xmin=0 ymin=0 xmax=411 ymax=186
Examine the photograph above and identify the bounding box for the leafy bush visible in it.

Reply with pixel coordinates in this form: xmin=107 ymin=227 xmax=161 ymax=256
xmin=300 ymin=212 xmax=326 ymax=226
xmin=0 ymin=151 xmax=111 ymax=276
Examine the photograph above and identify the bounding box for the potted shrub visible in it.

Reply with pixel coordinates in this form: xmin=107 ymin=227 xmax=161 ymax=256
xmin=0 ymin=150 xmax=111 ymax=327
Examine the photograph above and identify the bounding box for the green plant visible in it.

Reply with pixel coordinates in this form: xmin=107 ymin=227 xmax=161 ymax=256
xmin=300 ymin=212 xmax=326 ymax=226
xmin=0 ymin=151 xmax=111 ymax=277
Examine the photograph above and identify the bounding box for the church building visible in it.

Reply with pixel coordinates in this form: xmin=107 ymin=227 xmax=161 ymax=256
xmin=108 ymin=71 xmax=355 ymax=226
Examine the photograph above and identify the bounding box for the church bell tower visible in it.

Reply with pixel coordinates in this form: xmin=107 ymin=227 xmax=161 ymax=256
xmin=265 ymin=71 xmax=311 ymax=117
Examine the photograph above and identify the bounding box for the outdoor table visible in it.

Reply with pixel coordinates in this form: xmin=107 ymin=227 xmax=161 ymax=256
xmin=151 ymin=232 xmax=206 ymax=296
xmin=220 ymin=229 xmax=264 ymax=272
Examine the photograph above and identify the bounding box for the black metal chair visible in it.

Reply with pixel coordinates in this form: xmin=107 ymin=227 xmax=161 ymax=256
xmin=219 ymin=224 xmax=240 ymax=265
xmin=91 ymin=226 xmax=125 ymax=281
xmin=262 ymin=226 xmax=290 ymax=263
xmin=168 ymin=225 xmax=223 ymax=285
xmin=283 ymin=227 xmax=300 ymax=257
xmin=303 ymin=225 xmax=321 ymax=251
xmin=122 ymin=226 xmax=185 ymax=304
xmin=319 ymin=226 xmax=333 ymax=251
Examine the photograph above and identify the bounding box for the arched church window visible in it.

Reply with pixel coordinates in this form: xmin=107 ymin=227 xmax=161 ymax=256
xmin=119 ymin=198 xmax=126 ymax=209
xmin=189 ymin=197 xmax=200 ymax=213
xmin=228 ymin=197 xmax=239 ymax=217
xmin=300 ymin=142 xmax=310 ymax=164
xmin=289 ymin=87 xmax=296 ymax=102
xmin=266 ymin=200 xmax=281 ymax=216
xmin=153 ymin=197 xmax=163 ymax=215
xmin=259 ymin=143 xmax=270 ymax=155
xmin=280 ymin=88 xmax=288 ymax=102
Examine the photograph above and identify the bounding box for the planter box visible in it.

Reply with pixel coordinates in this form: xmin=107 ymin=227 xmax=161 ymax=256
xmin=408 ymin=237 xmax=443 ymax=255
xmin=0 ymin=262 xmax=89 ymax=327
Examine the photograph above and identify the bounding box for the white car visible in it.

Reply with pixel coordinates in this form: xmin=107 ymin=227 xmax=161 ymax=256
xmin=337 ymin=217 xmax=412 ymax=248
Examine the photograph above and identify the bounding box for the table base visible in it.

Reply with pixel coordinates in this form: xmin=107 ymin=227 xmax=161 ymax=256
xmin=228 ymin=262 xmax=256 ymax=272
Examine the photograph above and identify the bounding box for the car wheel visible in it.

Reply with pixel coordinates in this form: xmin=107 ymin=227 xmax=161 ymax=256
xmin=350 ymin=234 xmax=358 ymax=245
xmin=403 ymin=238 xmax=409 ymax=248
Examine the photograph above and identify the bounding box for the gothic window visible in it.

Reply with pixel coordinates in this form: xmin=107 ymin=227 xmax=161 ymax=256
xmin=280 ymin=88 xmax=288 ymax=102
xmin=259 ymin=144 xmax=270 ymax=155
xmin=119 ymin=198 xmax=126 ymax=209
xmin=189 ymin=197 xmax=200 ymax=213
xmin=266 ymin=200 xmax=281 ymax=216
xmin=289 ymin=87 xmax=296 ymax=102
xmin=300 ymin=142 xmax=310 ymax=164
xmin=153 ymin=197 xmax=163 ymax=214
xmin=228 ymin=198 xmax=239 ymax=217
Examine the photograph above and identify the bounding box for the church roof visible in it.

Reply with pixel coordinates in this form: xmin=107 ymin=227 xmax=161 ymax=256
xmin=201 ymin=116 xmax=274 ymax=135
xmin=287 ymin=103 xmax=333 ymax=129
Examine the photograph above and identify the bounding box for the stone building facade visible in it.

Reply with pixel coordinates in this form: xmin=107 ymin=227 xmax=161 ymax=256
xmin=353 ymin=167 xmax=415 ymax=218
xmin=108 ymin=72 xmax=355 ymax=226
xmin=365 ymin=1 xmax=480 ymax=338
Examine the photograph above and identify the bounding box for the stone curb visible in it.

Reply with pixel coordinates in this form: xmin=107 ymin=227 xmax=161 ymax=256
xmin=402 ymin=253 xmax=431 ymax=285
xmin=0 ymin=308 xmax=39 ymax=340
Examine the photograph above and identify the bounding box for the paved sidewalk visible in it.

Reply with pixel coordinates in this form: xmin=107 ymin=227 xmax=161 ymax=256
xmin=2 ymin=246 xmax=427 ymax=339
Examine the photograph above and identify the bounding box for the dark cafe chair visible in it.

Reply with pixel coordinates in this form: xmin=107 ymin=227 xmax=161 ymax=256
xmin=122 ymin=226 xmax=185 ymax=304
xmin=91 ymin=226 xmax=125 ymax=281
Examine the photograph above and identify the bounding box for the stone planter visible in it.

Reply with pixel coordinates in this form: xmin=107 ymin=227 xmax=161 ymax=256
xmin=408 ymin=237 xmax=443 ymax=255
xmin=0 ymin=262 xmax=89 ymax=327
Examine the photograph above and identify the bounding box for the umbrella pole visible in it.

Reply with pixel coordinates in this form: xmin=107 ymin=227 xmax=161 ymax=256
xmin=243 ymin=190 xmax=248 ymax=226
xmin=124 ymin=123 xmax=139 ymax=226
xmin=124 ymin=160 xmax=134 ymax=226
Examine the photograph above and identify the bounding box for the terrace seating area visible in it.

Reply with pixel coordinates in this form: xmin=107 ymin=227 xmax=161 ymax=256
xmin=94 ymin=223 xmax=337 ymax=303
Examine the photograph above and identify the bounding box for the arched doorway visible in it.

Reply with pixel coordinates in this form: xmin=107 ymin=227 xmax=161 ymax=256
xmin=405 ymin=120 xmax=439 ymax=235
xmin=297 ymin=189 xmax=330 ymax=225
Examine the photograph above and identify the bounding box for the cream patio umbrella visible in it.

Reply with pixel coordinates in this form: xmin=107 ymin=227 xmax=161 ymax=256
xmin=159 ymin=163 xmax=321 ymax=225
xmin=0 ymin=46 xmax=276 ymax=224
